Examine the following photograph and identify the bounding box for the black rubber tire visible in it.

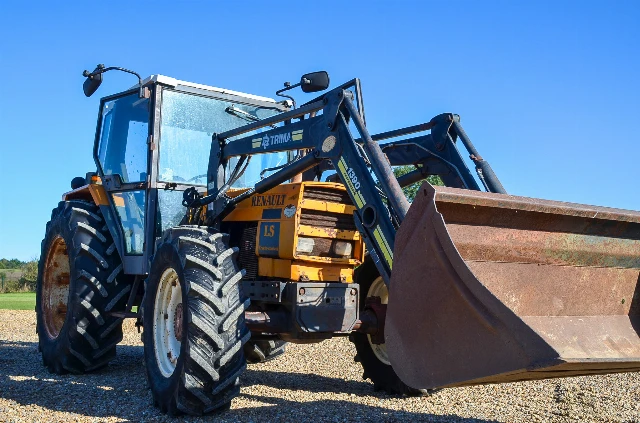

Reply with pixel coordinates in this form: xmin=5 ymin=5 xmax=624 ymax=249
xmin=350 ymin=257 xmax=427 ymax=396
xmin=36 ymin=200 xmax=129 ymax=374
xmin=143 ymin=226 xmax=250 ymax=416
xmin=244 ymin=340 xmax=287 ymax=364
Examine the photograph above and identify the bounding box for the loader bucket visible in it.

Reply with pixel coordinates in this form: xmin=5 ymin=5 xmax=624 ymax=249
xmin=385 ymin=183 xmax=640 ymax=390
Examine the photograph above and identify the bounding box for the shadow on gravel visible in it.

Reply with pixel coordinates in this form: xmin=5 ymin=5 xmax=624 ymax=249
xmin=227 ymin=393 xmax=500 ymax=423
xmin=0 ymin=340 xmax=498 ymax=422
xmin=243 ymin=368 xmax=374 ymax=395
xmin=0 ymin=340 xmax=153 ymax=421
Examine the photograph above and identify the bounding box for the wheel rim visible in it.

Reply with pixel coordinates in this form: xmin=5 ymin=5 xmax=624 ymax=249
xmin=42 ymin=236 xmax=70 ymax=340
xmin=367 ymin=276 xmax=391 ymax=365
xmin=153 ymin=267 xmax=183 ymax=378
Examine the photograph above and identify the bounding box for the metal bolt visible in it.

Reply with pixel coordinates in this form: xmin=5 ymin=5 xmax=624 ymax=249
xmin=299 ymin=288 xmax=305 ymax=295
xmin=350 ymin=288 xmax=357 ymax=296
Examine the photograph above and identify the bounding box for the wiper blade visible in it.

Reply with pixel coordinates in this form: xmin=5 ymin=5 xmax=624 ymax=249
xmin=225 ymin=105 xmax=277 ymax=128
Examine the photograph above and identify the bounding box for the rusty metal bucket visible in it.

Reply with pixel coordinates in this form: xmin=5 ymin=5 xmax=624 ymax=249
xmin=386 ymin=183 xmax=640 ymax=389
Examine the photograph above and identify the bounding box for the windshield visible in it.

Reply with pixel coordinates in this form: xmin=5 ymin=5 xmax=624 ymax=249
xmin=159 ymin=89 xmax=285 ymax=186
xmin=97 ymin=94 xmax=149 ymax=182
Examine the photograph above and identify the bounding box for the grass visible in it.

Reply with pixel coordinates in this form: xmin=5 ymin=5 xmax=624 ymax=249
xmin=0 ymin=292 xmax=36 ymax=310
xmin=0 ymin=292 xmax=139 ymax=313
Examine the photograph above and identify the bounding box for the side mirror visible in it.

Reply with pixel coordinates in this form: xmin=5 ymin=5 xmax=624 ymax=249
xmin=300 ymin=71 xmax=330 ymax=93
xmin=83 ymin=65 xmax=104 ymax=97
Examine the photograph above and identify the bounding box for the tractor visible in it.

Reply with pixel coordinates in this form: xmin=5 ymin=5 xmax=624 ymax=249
xmin=36 ymin=64 xmax=640 ymax=415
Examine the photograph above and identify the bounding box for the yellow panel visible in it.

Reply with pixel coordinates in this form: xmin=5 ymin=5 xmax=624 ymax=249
xmin=292 ymin=254 xmax=360 ymax=265
xmin=258 ymin=257 xmax=293 ymax=279
xmin=300 ymin=181 xmax=349 ymax=192
xmin=222 ymin=181 xmax=364 ymax=277
xmin=279 ymin=220 xmax=296 ymax=259
xmin=223 ymin=183 xmax=301 ymax=222
xmin=298 ymin=225 xmax=360 ymax=240
xmin=89 ymin=185 xmax=110 ymax=205
xmin=258 ymin=257 xmax=354 ymax=282
xmin=299 ymin=198 xmax=356 ymax=214
xmin=111 ymin=193 xmax=126 ymax=207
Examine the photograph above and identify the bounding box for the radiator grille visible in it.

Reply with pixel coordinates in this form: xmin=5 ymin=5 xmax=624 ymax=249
xmin=236 ymin=223 xmax=258 ymax=280
xmin=303 ymin=186 xmax=352 ymax=204
xmin=300 ymin=210 xmax=357 ymax=232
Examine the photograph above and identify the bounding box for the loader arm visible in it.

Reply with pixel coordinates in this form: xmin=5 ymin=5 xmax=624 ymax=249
xmin=202 ymin=81 xmax=506 ymax=284
xmin=373 ymin=113 xmax=505 ymax=193
xmin=288 ymin=112 xmax=504 ymax=192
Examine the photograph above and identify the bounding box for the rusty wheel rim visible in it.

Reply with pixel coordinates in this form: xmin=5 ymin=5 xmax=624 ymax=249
xmin=153 ymin=267 xmax=183 ymax=378
xmin=367 ymin=276 xmax=390 ymax=365
xmin=42 ymin=236 xmax=71 ymax=340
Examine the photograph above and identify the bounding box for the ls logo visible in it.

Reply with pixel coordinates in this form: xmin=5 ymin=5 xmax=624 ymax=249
xmin=263 ymin=224 xmax=276 ymax=237
xmin=258 ymin=222 xmax=280 ymax=257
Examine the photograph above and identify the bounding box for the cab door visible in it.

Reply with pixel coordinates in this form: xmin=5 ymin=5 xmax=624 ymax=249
xmin=94 ymin=90 xmax=153 ymax=274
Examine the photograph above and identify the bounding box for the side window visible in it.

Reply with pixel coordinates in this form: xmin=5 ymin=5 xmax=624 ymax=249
xmin=97 ymin=94 xmax=150 ymax=183
xmin=112 ymin=190 xmax=146 ymax=255
xmin=156 ymin=190 xmax=187 ymax=235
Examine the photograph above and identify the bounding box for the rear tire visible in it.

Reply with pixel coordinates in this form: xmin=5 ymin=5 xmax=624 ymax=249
xmin=143 ymin=226 xmax=250 ymax=415
xmin=351 ymin=258 xmax=428 ymax=396
xmin=244 ymin=340 xmax=287 ymax=364
xmin=36 ymin=200 xmax=128 ymax=374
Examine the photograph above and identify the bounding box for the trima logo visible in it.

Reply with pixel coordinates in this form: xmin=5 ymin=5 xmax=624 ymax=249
xmin=262 ymin=132 xmax=292 ymax=149
xmin=253 ymin=130 xmax=304 ymax=149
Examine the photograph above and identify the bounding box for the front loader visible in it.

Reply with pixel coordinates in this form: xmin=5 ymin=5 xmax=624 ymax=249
xmin=36 ymin=65 xmax=640 ymax=415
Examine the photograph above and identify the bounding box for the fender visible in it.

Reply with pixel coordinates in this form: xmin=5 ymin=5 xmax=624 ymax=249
xmin=62 ymin=184 xmax=125 ymax=262
xmin=62 ymin=184 xmax=110 ymax=205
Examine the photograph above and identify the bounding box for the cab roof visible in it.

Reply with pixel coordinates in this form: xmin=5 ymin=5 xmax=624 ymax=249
xmin=137 ymin=74 xmax=278 ymax=104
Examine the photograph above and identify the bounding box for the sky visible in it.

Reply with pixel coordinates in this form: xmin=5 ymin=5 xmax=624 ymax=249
xmin=0 ymin=0 xmax=638 ymax=261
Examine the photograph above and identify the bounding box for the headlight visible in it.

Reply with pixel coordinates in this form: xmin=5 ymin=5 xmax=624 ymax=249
xmin=296 ymin=237 xmax=315 ymax=254
xmin=333 ymin=241 xmax=353 ymax=257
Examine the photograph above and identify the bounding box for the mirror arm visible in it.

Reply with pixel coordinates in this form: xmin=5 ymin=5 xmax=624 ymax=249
xmin=82 ymin=65 xmax=148 ymax=98
xmin=275 ymin=82 xmax=300 ymax=109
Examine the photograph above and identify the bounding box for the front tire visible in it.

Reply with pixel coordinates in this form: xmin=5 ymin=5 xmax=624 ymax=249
xmin=143 ymin=226 xmax=250 ymax=415
xmin=36 ymin=200 xmax=129 ymax=374
xmin=351 ymin=258 xmax=427 ymax=396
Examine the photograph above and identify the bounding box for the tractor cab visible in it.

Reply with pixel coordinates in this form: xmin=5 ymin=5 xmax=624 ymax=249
xmin=86 ymin=75 xmax=289 ymax=273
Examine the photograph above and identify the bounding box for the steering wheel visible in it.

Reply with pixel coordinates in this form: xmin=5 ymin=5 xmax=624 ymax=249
xmin=170 ymin=174 xmax=207 ymax=184
xmin=187 ymin=174 xmax=207 ymax=183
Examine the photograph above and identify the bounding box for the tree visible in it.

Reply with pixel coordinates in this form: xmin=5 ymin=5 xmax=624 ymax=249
xmin=392 ymin=165 xmax=443 ymax=202
xmin=0 ymin=258 xmax=26 ymax=269
xmin=19 ymin=259 xmax=39 ymax=291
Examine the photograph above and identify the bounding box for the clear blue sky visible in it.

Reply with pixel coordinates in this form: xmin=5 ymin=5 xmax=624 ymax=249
xmin=0 ymin=1 xmax=638 ymax=261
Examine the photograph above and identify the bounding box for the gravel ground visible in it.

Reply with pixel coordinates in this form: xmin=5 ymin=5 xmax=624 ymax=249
xmin=0 ymin=310 xmax=638 ymax=423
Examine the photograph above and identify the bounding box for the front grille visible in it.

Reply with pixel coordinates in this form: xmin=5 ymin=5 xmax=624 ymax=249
xmin=235 ymin=223 xmax=258 ymax=280
xmin=303 ymin=186 xmax=352 ymax=204
xmin=300 ymin=210 xmax=357 ymax=232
